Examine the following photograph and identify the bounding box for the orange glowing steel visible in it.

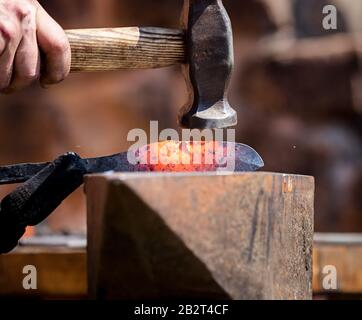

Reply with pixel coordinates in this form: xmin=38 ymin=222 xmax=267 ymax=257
xmin=134 ymin=140 xmax=233 ymax=172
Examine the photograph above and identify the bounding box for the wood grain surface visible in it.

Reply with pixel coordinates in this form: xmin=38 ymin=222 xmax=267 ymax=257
xmin=66 ymin=27 xmax=186 ymax=72
xmin=0 ymin=246 xmax=86 ymax=298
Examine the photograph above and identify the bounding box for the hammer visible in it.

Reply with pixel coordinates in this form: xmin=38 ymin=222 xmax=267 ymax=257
xmin=65 ymin=0 xmax=237 ymax=129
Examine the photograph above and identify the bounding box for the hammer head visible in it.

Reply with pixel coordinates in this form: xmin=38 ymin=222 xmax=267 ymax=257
xmin=179 ymin=0 xmax=237 ymax=129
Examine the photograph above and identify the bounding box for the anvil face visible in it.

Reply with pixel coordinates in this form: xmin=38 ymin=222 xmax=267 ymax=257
xmin=86 ymin=171 xmax=314 ymax=299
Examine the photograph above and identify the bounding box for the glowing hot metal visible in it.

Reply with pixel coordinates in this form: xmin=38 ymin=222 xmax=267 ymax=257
xmin=0 ymin=141 xmax=264 ymax=185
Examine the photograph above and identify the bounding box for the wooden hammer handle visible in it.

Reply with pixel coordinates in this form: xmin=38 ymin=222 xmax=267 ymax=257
xmin=66 ymin=27 xmax=186 ymax=72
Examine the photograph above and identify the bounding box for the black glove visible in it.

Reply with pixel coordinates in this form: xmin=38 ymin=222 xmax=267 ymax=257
xmin=0 ymin=152 xmax=86 ymax=254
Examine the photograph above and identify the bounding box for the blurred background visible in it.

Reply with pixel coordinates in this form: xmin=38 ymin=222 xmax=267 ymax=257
xmin=0 ymin=0 xmax=361 ymax=238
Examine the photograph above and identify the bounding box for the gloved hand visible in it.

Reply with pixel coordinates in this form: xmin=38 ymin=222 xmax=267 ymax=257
xmin=0 ymin=152 xmax=86 ymax=254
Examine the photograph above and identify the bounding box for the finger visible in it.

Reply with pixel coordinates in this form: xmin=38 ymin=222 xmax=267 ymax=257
xmin=0 ymin=30 xmax=5 ymax=55
xmin=36 ymin=4 xmax=70 ymax=87
xmin=0 ymin=11 xmax=10 ymax=54
xmin=8 ymin=8 xmax=40 ymax=91
xmin=0 ymin=18 xmax=22 ymax=91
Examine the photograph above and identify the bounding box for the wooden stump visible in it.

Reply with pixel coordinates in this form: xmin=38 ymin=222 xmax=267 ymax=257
xmin=313 ymin=233 xmax=362 ymax=295
xmin=85 ymin=172 xmax=314 ymax=299
xmin=0 ymin=245 xmax=87 ymax=299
